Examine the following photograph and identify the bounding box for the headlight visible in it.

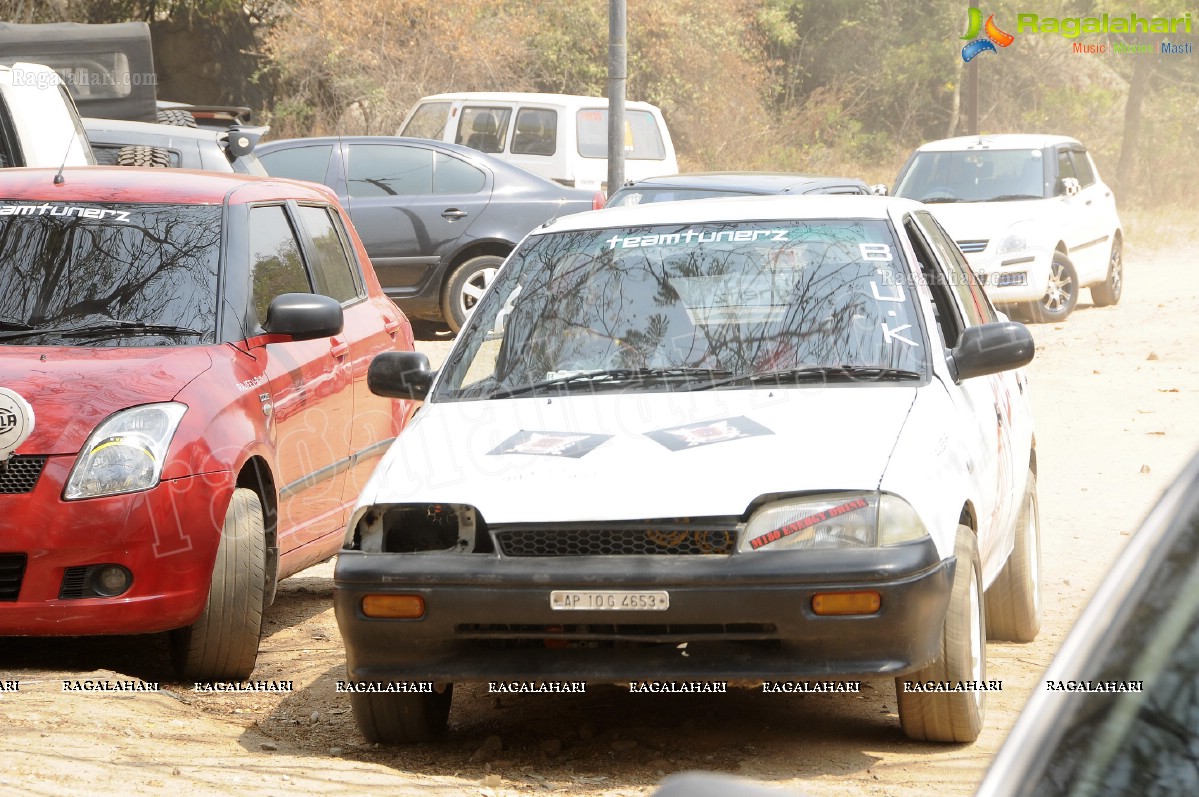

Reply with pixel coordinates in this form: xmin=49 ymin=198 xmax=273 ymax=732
xmin=64 ymin=403 xmax=187 ymax=500
xmin=995 ymin=225 xmax=1031 ymax=255
xmin=739 ymin=492 xmax=928 ymax=552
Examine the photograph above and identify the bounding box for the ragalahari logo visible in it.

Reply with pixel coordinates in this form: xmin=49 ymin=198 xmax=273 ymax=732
xmin=961 ymin=8 xmax=1015 ymax=61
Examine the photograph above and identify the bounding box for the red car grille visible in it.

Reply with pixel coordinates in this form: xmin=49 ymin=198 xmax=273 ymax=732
xmin=0 ymin=455 xmax=48 ymax=494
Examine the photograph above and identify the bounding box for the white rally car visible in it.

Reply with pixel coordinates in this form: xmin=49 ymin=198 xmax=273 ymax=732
xmin=892 ymin=134 xmax=1123 ymax=323
xmin=335 ymin=195 xmax=1040 ymax=745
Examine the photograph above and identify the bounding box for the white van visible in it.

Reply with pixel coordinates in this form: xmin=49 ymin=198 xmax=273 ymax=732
xmin=398 ymin=91 xmax=678 ymax=191
xmin=0 ymin=62 xmax=94 ymax=168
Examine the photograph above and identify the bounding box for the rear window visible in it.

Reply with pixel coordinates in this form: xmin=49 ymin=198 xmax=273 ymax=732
xmin=577 ymin=109 xmax=666 ymax=161
xmin=38 ymin=51 xmax=135 ymax=100
xmin=0 ymin=202 xmax=221 ymax=346
xmin=258 ymin=144 xmax=332 ymax=184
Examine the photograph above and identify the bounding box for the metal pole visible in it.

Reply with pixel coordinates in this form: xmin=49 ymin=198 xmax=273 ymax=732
xmin=607 ymin=0 xmax=627 ymax=195
xmin=966 ymin=0 xmax=979 ymax=136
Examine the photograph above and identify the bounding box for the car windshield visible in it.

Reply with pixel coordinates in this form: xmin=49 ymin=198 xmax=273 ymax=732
xmin=436 ymin=218 xmax=927 ymax=400
xmin=0 ymin=202 xmax=221 ymax=346
xmin=894 ymin=149 xmax=1048 ymax=203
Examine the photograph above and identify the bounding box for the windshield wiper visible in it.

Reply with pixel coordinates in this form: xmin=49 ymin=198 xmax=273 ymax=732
xmin=492 ymin=366 xmax=731 ymax=398
xmin=0 ymin=319 xmax=33 ymax=332
xmin=985 ymin=194 xmax=1042 ymax=202
xmin=696 ymin=365 xmax=923 ymax=390
xmin=0 ymin=321 xmax=203 ymax=342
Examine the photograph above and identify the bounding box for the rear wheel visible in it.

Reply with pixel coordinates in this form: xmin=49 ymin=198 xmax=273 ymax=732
xmin=1090 ymin=238 xmax=1123 ymax=307
xmin=441 ymin=254 xmax=504 ymax=333
xmin=116 ymin=145 xmax=171 ymax=168
xmin=1025 ymin=252 xmax=1077 ymax=323
xmin=985 ymin=470 xmax=1042 ymax=642
xmin=351 ymin=684 xmax=454 ymax=743
xmin=896 ymin=525 xmax=986 ymax=743
xmin=170 ymin=488 xmax=267 ymax=681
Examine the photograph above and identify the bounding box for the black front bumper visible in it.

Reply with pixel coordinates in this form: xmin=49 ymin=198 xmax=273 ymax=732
xmin=333 ymin=538 xmax=953 ymax=683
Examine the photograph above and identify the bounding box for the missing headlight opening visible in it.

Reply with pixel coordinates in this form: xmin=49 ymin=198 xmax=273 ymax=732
xmin=355 ymin=504 xmax=491 ymax=554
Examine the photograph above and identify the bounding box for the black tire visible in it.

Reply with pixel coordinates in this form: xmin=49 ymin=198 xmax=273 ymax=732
xmin=157 ymin=108 xmax=198 ymax=128
xmin=896 ymin=525 xmax=986 ymax=743
xmin=351 ymin=684 xmax=453 ymax=743
xmin=1090 ymin=237 xmax=1123 ymax=307
xmin=985 ymin=470 xmax=1042 ymax=642
xmin=116 ymin=145 xmax=171 ymax=168
xmin=1025 ymin=252 xmax=1078 ymax=323
xmin=441 ymin=254 xmax=505 ymax=333
xmin=170 ymin=488 xmax=267 ymax=681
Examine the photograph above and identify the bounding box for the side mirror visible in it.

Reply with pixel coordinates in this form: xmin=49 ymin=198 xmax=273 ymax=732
xmin=949 ymin=321 xmax=1034 ymax=382
xmin=263 ymin=293 xmax=343 ymax=340
xmin=871 ymin=183 xmax=889 ymax=196
xmin=368 ymin=351 xmax=436 ymax=400
xmin=1056 ymin=176 xmax=1080 ymax=197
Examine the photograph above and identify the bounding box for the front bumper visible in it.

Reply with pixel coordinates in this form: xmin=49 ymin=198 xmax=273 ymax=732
xmin=334 ymin=538 xmax=953 ymax=683
xmin=966 ymin=248 xmax=1052 ymax=304
xmin=0 ymin=455 xmax=233 ymax=636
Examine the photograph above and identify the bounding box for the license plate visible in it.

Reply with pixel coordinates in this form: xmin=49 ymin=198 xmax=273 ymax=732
xmin=550 ymin=590 xmax=670 ymax=611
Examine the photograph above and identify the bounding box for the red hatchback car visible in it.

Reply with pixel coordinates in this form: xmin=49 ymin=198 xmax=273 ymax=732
xmin=0 ymin=167 xmax=415 ymax=681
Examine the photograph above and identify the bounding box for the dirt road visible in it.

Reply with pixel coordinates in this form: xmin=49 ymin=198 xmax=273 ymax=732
xmin=4 ymin=226 xmax=1198 ymax=797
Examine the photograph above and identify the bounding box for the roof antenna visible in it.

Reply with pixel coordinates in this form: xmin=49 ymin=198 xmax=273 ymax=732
xmin=53 ymin=133 xmax=74 ymax=185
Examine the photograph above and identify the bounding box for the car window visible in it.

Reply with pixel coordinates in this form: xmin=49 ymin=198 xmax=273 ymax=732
xmin=1057 ymin=148 xmax=1078 ymax=182
xmin=511 ymin=108 xmax=557 ymax=155
xmin=248 ymin=204 xmax=311 ymax=326
xmin=437 ymin=218 xmax=926 ymax=400
xmin=258 ymin=144 xmax=332 ymax=184
xmin=1029 ymin=504 xmax=1199 ymax=797
xmin=0 ymin=202 xmax=221 ymax=346
xmin=904 ymin=215 xmax=964 ymax=348
xmin=895 ymin=149 xmax=1046 ymax=202
xmin=577 ymin=109 xmax=667 ymax=160
xmin=346 ymin=143 xmax=432 ymax=197
xmin=295 ymin=204 xmax=362 ymax=303
xmin=1070 ymin=148 xmax=1096 ymax=187
xmin=456 ymin=106 xmax=511 ymax=154
xmin=400 ymin=101 xmax=451 ymax=140
xmin=433 ymin=152 xmax=486 ymax=194
xmin=913 ymin=210 xmax=996 ymax=326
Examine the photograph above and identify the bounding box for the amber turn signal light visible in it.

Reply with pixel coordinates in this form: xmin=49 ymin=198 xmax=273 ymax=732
xmin=811 ymin=591 xmax=881 ymax=616
xmin=361 ymin=594 xmax=426 ymax=619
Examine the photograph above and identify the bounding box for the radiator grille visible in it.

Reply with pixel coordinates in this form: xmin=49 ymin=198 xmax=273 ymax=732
xmin=0 ymin=455 xmax=48 ymax=494
xmin=493 ymin=526 xmax=737 ymax=556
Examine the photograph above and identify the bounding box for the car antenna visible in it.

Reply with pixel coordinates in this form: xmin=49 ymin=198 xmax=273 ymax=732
xmin=53 ymin=133 xmax=73 ymax=185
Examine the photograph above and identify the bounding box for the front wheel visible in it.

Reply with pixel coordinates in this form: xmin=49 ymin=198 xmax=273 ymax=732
xmin=1025 ymin=252 xmax=1078 ymax=323
xmin=351 ymin=684 xmax=454 ymax=743
xmin=1090 ymin=238 xmax=1123 ymax=307
xmin=170 ymin=488 xmax=267 ymax=681
xmin=441 ymin=254 xmax=505 ymax=333
xmin=896 ymin=525 xmax=986 ymax=743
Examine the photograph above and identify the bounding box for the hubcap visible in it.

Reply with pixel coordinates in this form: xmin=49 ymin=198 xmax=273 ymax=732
xmin=1109 ymin=247 xmax=1123 ymax=296
xmin=1043 ymin=261 xmax=1073 ymax=312
xmin=458 ymin=266 xmax=497 ymax=317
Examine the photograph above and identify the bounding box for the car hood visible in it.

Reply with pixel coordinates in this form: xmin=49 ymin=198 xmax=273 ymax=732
xmin=356 ymin=386 xmax=918 ymax=524
xmin=0 ymin=347 xmax=213 ymax=455
xmin=922 ymin=199 xmax=1054 ymax=241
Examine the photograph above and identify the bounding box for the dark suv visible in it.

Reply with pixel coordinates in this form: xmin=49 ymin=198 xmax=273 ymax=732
xmin=0 ymin=167 xmax=414 ymax=681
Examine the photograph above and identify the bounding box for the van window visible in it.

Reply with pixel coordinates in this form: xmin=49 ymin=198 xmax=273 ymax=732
xmin=456 ymin=106 xmax=511 ymax=154
xmin=401 ymin=101 xmax=451 ymax=140
xmin=576 ymin=109 xmax=666 ymax=160
xmin=511 ymin=108 xmax=557 ymax=156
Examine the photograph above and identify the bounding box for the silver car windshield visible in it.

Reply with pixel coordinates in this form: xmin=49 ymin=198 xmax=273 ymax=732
xmin=436 ymin=218 xmax=927 ymax=400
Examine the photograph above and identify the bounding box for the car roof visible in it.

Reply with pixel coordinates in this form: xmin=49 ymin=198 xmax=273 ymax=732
xmin=914 ymin=133 xmax=1083 ymax=152
xmin=617 ymin=172 xmax=868 ymax=193
xmin=541 ymin=193 xmax=920 ymax=234
xmin=413 ymin=91 xmax=662 ymax=111
xmin=0 ymin=166 xmax=338 ymax=205
xmin=83 ymin=117 xmax=228 ymax=143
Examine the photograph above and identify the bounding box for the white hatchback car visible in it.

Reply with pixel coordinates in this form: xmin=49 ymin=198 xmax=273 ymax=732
xmin=335 ymin=195 xmax=1039 ymax=745
xmin=892 ymin=134 xmax=1123 ymax=323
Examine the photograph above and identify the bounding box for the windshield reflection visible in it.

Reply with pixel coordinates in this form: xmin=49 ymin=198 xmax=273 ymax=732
xmin=439 ymin=219 xmax=927 ymax=400
xmin=0 ymin=203 xmax=222 ymax=347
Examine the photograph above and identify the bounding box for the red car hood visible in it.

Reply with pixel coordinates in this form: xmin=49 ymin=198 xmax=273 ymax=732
xmin=1 ymin=347 xmax=214 ymax=455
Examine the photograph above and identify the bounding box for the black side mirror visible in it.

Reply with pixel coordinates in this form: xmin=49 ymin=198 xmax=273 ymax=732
xmin=368 ymin=351 xmax=436 ymax=400
xmin=950 ymin=321 xmax=1034 ymax=382
xmin=263 ymin=293 xmax=343 ymax=340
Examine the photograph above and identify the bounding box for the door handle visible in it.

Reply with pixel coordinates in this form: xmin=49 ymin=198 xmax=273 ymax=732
xmin=383 ymin=316 xmax=401 ymax=335
xmin=441 ymin=208 xmax=468 ymax=220
xmin=329 ymin=337 xmax=349 ymax=358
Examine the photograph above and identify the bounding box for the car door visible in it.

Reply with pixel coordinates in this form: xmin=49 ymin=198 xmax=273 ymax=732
xmin=1063 ymin=145 xmax=1115 ymax=284
xmin=336 ymin=141 xmax=492 ymax=300
xmin=291 ymin=202 xmax=407 ymax=511
xmin=246 ymin=203 xmax=354 ymax=554
xmin=907 ymin=210 xmax=1024 ymax=581
xmin=1052 ymin=144 xmax=1105 ymax=280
